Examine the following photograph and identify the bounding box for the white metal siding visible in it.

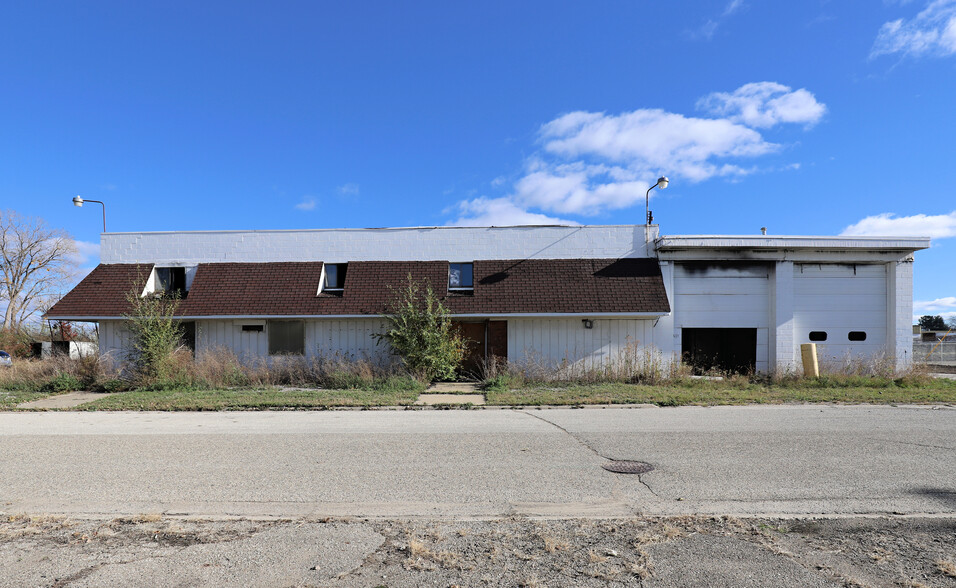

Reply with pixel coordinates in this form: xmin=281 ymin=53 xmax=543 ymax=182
xmin=507 ymin=318 xmax=658 ymax=372
xmin=307 ymin=318 xmax=390 ymax=362
xmin=196 ymin=320 xmax=269 ymax=360
xmin=673 ymin=263 xmax=771 ymax=372
xmin=98 ymin=320 xmax=131 ymax=363
xmin=793 ymin=264 xmax=887 ymax=365
xmin=195 ymin=318 xmax=391 ymax=363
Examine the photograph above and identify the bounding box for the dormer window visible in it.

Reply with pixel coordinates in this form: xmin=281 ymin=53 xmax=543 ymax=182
xmin=323 ymin=263 xmax=347 ymax=291
xmin=449 ymin=263 xmax=473 ymax=290
xmin=155 ymin=267 xmax=186 ymax=298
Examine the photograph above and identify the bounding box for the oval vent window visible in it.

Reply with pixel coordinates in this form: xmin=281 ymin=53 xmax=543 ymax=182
xmin=848 ymin=331 xmax=867 ymax=341
xmin=809 ymin=331 xmax=827 ymax=342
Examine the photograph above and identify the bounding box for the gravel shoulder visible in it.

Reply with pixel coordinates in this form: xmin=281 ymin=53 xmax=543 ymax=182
xmin=2 ymin=515 xmax=954 ymax=587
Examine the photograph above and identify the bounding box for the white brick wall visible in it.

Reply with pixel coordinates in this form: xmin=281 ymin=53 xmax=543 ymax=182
xmin=771 ymin=261 xmax=795 ymax=374
xmin=888 ymin=259 xmax=915 ymax=370
xmin=100 ymin=225 xmax=659 ymax=264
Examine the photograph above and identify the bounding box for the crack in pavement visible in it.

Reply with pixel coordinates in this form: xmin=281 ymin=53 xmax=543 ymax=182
xmin=861 ymin=437 xmax=956 ymax=452
xmin=51 ymin=546 xmax=193 ymax=587
xmin=636 ymin=474 xmax=660 ymax=498
xmin=520 ymin=410 xmax=610 ymax=460
xmin=521 ymin=410 xmax=661 ymax=502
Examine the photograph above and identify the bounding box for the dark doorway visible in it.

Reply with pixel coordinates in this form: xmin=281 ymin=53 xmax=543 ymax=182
xmin=454 ymin=322 xmax=486 ymax=377
xmin=452 ymin=320 xmax=508 ymax=379
xmin=681 ymin=328 xmax=757 ymax=374
xmin=180 ymin=321 xmax=196 ymax=353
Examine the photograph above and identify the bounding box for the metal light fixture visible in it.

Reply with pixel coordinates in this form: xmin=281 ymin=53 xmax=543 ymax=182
xmin=72 ymin=195 xmax=107 ymax=232
xmin=645 ymin=176 xmax=669 ymax=225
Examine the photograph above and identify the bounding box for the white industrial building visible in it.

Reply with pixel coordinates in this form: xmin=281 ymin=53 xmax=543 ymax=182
xmin=46 ymin=224 xmax=929 ymax=375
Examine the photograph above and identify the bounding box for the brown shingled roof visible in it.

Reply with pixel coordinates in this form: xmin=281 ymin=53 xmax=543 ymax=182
xmin=45 ymin=264 xmax=153 ymax=319
xmin=45 ymin=258 xmax=669 ymax=319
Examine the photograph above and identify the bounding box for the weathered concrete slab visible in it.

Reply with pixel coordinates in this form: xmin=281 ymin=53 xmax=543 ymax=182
xmin=17 ymin=392 xmax=114 ymax=409
xmin=0 ymin=522 xmax=384 ymax=588
xmin=645 ymin=534 xmax=838 ymax=587
xmin=415 ymin=393 xmax=486 ymax=405
xmin=425 ymin=382 xmax=481 ymax=393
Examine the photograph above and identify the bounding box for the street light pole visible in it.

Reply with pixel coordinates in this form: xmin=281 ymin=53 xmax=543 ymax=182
xmin=72 ymin=195 xmax=106 ymax=232
xmin=645 ymin=176 xmax=669 ymax=225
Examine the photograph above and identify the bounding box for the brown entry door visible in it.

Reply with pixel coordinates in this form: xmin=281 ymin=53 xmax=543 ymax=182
xmin=453 ymin=321 xmax=508 ymax=379
xmin=454 ymin=321 xmax=486 ymax=378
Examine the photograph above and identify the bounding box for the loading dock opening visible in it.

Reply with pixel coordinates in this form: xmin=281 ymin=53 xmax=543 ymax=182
xmin=682 ymin=328 xmax=757 ymax=375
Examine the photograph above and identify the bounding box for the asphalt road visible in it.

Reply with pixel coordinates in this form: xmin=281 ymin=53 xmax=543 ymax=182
xmin=0 ymin=405 xmax=954 ymax=518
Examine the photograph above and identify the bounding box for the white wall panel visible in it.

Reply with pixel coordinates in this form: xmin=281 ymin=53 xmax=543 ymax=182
xmin=673 ymin=264 xmax=771 ymax=329
xmin=307 ymin=318 xmax=391 ymax=362
xmin=507 ymin=318 xmax=659 ymax=373
xmin=196 ymin=320 xmax=268 ymax=360
xmin=792 ymin=263 xmax=888 ymax=366
xmin=98 ymin=320 xmax=131 ymax=362
xmin=195 ymin=318 xmax=391 ymax=363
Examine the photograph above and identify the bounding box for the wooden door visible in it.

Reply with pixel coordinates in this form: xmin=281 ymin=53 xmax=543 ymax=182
xmin=454 ymin=321 xmax=486 ymax=377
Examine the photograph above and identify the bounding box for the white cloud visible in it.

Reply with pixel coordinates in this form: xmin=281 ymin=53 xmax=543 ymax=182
xmin=541 ymin=109 xmax=775 ymax=173
xmin=689 ymin=0 xmax=745 ymax=40
xmin=72 ymin=240 xmax=101 ymax=265
xmin=915 ymin=296 xmax=956 ymax=312
xmin=841 ymin=211 xmax=956 ymax=238
xmin=724 ymin=0 xmax=745 ymax=16
xmin=449 ymin=197 xmax=576 ymax=227
xmin=697 ymin=82 xmax=827 ymax=129
xmin=448 ymin=82 xmax=823 ymax=224
xmin=294 ymin=197 xmax=317 ymax=211
xmin=337 ymin=183 xmax=360 ymax=197
xmin=914 ymin=297 xmax=956 ymax=323
xmin=871 ymin=0 xmax=956 ymax=58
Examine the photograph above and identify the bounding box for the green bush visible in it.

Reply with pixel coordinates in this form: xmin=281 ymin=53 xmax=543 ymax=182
xmin=374 ymin=276 xmax=466 ymax=382
xmin=323 ymin=370 xmax=369 ymax=390
xmin=123 ymin=288 xmax=185 ymax=385
xmin=101 ymin=379 xmax=128 ymax=393
xmin=41 ymin=373 xmax=82 ymax=393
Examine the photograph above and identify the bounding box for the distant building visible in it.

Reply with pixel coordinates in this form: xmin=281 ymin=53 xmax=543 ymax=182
xmin=45 ymin=225 xmax=929 ymax=374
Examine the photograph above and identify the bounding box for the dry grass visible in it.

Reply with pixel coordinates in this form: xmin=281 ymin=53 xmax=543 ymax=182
xmin=0 ymin=514 xmax=79 ymax=539
xmin=937 ymin=559 xmax=956 ymax=577
xmin=539 ymin=533 xmax=570 ymax=553
xmin=3 ymin=347 xmax=424 ymax=404
xmin=146 ymin=347 xmax=411 ymax=391
xmin=587 ymin=549 xmax=608 ymax=564
xmin=404 ymin=537 xmax=469 ymax=571
xmin=483 ymin=343 xmax=940 ymax=392
xmin=481 ymin=341 xmax=689 ymax=387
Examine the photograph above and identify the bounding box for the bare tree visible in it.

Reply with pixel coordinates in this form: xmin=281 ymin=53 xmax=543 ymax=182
xmin=0 ymin=210 xmax=79 ymax=332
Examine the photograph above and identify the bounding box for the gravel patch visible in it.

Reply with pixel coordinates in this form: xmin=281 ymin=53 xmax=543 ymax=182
xmin=1 ymin=514 xmax=954 ymax=587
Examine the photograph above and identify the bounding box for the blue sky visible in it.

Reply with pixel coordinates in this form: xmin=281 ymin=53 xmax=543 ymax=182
xmin=2 ymin=0 xmax=955 ymax=321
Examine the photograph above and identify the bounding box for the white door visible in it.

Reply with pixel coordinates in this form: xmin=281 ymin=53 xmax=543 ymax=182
xmin=793 ymin=264 xmax=887 ymax=366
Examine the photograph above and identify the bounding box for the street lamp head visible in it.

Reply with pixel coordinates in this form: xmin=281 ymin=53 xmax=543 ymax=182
xmin=657 ymin=176 xmax=669 ymax=190
xmin=72 ymin=195 xmax=84 ymax=207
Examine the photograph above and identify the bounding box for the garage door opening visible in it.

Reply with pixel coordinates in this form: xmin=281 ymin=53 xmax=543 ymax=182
xmin=682 ymin=328 xmax=757 ymax=375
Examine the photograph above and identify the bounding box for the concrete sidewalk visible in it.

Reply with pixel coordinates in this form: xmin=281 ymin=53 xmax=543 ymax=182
xmin=16 ymin=391 xmax=115 ymax=409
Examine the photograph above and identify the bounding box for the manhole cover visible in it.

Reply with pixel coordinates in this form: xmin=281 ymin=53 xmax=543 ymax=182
xmin=602 ymin=460 xmax=654 ymax=474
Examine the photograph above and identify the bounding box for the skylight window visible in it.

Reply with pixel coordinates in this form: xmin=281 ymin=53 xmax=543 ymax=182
xmin=323 ymin=263 xmax=347 ymax=291
xmin=449 ymin=263 xmax=473 ymax=290
xmin=155 ymin=267 xmax=186 ymax=298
